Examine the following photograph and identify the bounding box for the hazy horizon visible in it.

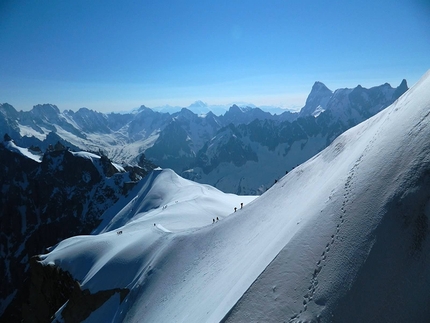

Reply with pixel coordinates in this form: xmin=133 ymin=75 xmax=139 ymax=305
xmin=1 ymin=0 xmax=429 ymax=112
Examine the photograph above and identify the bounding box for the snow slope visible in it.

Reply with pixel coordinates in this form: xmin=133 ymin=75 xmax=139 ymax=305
xmin=223 ymin=71 xmax=430 ymax=323
xmin=94 ymin=168 xmax=258 ymax=234
xmin=40 ymin=70 xmax=430 ymax=322
xmin=3 ymin=140 xmax=43 ymax=162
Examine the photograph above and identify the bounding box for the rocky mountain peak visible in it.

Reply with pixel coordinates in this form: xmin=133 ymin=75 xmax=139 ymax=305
xmin=0 ymin=103 xmax=19 ymax=118
xmin=394 ymin=79 xmax=408 ymax=98
xmin=299 ymin=82 xmax=333 ymax=117
xmin=32 ymin=104 xmax=61 ymax=117
xmin=229 ymin=104 xmax=242 ymax=112
xmin=311 ymin=81 xmax=331 ymax=93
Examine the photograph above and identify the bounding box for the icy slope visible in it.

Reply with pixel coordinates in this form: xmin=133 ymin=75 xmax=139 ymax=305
xmin=40 ymin=71 xmax=430 ymax=322
xmin=223 ymin=72 xmax=430 ymax=322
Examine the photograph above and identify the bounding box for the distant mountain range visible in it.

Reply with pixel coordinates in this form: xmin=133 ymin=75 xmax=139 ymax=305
xmin=150 ymin=100 xmax=293 ymax=116
xmin=1 ymin=71 xmax=428 ymax=322
xmin=0 ymin=79 xmax=408 ymax=194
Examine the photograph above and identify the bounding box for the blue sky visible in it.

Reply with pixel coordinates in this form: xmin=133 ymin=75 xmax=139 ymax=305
xmin=0 ymin=0 xmax=429 ymax=112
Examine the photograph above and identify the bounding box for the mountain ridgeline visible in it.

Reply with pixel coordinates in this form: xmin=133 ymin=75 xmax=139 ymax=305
xmin=0 ymin=80 xmax=408 ymax=195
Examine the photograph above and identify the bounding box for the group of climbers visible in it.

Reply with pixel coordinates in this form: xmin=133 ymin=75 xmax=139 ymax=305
xmin=213 ymin=202 xmax=245 ymax=224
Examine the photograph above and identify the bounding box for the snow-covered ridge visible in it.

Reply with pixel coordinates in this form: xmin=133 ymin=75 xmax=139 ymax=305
xmin=37 ymin=71 xmax=430 ymax=322
xmin=2 ymin=140 xmax=43 ymax=162
xmin=94 ymin=168 xmax=258 ymax=234
xmin=70 ymin=151 xmax=125 ymax=174
xmin=40 ymin=168 xmax=259 ymax=319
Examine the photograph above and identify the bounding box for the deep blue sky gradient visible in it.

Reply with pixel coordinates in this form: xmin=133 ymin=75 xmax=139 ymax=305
xmin=1 ymin=0 xmax=429 ymax=112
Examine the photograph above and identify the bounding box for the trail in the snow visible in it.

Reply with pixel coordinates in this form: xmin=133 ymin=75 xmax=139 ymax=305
xmin=292 ymin=118 xmax=386 ymax=321
xmin=154 ymin=224 xmax=172 ymax=233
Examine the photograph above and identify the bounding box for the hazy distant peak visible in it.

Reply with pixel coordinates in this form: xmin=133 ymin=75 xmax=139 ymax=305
xmin=188 ymin=100 xmax=208 ymax=108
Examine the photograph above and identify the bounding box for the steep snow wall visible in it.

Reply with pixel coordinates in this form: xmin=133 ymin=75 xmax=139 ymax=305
xmin=222 ymin=72 xmax=430 ymax=322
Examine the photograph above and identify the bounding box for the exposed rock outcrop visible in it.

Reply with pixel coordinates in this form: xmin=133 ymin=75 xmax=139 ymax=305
xmin=22 ymin=257 xmax=129 ymax=323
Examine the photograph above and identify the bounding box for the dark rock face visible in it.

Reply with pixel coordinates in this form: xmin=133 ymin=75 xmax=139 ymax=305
xmin=0 ymin=140 xmax=155 ymax=321
xmin=145 ymin=120 xmax=195 ymax=171
xmin=22 ymin=256 xmax=129 ymax=323
xmin=194 ymin=124 xmax=258 ymax=174
xmin=22 ymin=257 xmax=77 ymax=323
xmin=61 ymin=285 xmax=129 ymax=323
xmin=298 ymin=81 xmax=333 ymax=118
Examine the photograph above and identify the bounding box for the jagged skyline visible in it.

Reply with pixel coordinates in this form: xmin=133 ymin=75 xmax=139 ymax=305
xmin=0 ymin=0 xmax=429 ymax=112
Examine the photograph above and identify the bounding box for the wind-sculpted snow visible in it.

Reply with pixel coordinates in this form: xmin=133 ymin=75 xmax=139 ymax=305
xmin=35 ymin=71 xmax=430 ymax=322
xmin=94 ymin=168 xmax=257 ymax=234
xmin=41 ymin=169 xmax=258 ymax=295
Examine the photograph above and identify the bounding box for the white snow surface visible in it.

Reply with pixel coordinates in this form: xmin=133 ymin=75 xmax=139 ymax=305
xmin=70 ymin=151 xmax=101 ymax=160
xmin=2 ymin=140 xmax=43 ymax=162
xmin=40 ymin=71 xmax=430 ymax=322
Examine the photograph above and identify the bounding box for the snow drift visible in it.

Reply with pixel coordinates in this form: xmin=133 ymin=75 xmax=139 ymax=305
xmin=40 ymin=70 xmax=430 ymax=322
